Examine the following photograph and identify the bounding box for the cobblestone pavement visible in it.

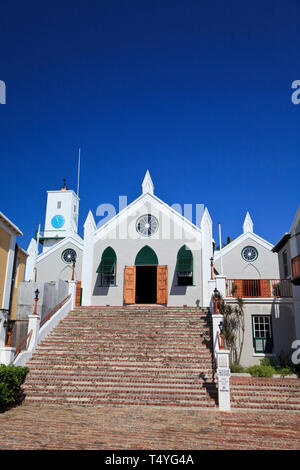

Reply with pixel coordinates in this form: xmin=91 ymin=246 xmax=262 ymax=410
xmin=0 ymin=403 xmax=299 ymax=450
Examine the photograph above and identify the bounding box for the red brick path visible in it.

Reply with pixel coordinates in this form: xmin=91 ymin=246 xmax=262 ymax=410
xmin=0 ymin=403 xmax=299 ymax=450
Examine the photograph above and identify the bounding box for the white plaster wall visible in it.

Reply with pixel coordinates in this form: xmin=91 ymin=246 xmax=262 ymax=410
xmin=226 ymin=300 xmax=296 ymax=367
xmin=16 ymin=279 xmax=69 ymax=322
xmin=36 ymin=241 xmax=83 ymax=283
xmin=43 ymin=190 xmax=79 ymax=242
xmin=214 ymin=237 xmax=279 ymax=279
xmin=85 ymin=200 xmax=205 ymax=307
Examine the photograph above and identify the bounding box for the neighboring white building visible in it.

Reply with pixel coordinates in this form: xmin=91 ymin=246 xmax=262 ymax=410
xmin=214 ymin=212 xmax=280 ymax=281
xmin=213 ymin=211 xmax=295 ymax=366
xmin=25 ymin=180 xmax=83 ymax=284
xmin=273 ymin=205 xmax=300 ymax=341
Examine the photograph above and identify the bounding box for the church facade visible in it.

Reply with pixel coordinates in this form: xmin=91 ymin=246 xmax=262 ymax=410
xmin=81 ymin=171 xmax=213 ymax=307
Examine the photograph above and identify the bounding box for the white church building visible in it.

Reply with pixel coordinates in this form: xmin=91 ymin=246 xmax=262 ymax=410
xmin=23 ymin=171 xmax=298 ymax=366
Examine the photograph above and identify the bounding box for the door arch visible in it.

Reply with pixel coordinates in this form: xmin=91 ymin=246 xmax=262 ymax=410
xmin=135 ymin=246 xmax=158 ymax=266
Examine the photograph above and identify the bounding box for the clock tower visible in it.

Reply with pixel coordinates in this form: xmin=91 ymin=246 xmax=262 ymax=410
xmin=41 ymin=180 xmax=80 ymax=253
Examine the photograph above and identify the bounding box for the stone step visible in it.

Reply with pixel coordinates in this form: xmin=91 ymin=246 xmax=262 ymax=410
xmin=231 ymin=388 xmax=300 ymax=397
xmin=24 ymin=382 xmax=217 ymax=395
xmin=229 ymin=376 xmax=300 ymax=410
xmin=230 ymin=384 xmax=300 ymax=392
xmin=24 ymin=374 xmax=216 ymax=386
xmin=231 ymin=401 xmax=300 ymax=410
xmin=25 ymin=363 xmax=216 ymax=374
xmin=33 ymin=345 xmax=211 ymax=360
xmin=28 ymin=359 xmax=214 ymax=368
xmin=48 ymin=328 xmax=211 ymax=334
xmin=36 ymin=341 xmax=212 ymax=349
xmin=24 ymin=305 xmax=216 ymax=407
xmin=24 ymin=395 xmax=216 ymax=407
xmin=23 ymin=388 xmax=216 ymax=400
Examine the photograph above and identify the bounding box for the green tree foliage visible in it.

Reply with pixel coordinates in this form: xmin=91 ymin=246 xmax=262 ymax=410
xmin=217 ymin=285 xmax=245 ymax=365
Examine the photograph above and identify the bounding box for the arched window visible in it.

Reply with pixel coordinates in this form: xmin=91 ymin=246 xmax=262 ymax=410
xmin=96 ymin=247 xmax=117 ymax=286
xmin=135 ymin=246 xmax=158 ymax=265
xmin=176 ymin=245 xmax=193 ymax=286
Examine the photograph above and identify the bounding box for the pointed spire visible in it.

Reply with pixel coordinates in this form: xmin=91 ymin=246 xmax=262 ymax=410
xmin=84 ymin=210 xmax=96 ymax=231
xmin=243 ymin=211 xmax=254 ymax=233
xmin=142 ymin=170 xmax=154 ymax=195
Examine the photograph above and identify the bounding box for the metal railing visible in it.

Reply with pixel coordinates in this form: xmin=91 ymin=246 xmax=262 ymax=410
xmin=40 ymin=294 xmax=71 ymax=327
xmin=226 ymin=279 xmax=292 ymax=298
xmin=12 ymin=294 xmax=71 ymax=361
xmin=14 ymin=330 xmax=32 ymax=358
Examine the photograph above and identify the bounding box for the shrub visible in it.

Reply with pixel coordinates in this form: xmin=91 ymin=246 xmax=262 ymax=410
xmin=230 ymin=363 xmax=246 ymax=373
xmin=0 ymin=365 xmax=29 ymax=410
xmin=277 ymin=366 xmax=295 ymax=377
xmin=260 ymin=357 xmax=275 ymax=368
xmin=260 ymin=357 xmax=298 ymax=376
xmin=247 ymin=365 xmax=275 ymax=377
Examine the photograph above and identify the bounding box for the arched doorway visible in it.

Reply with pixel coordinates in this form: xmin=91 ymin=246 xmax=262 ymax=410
xmin=134 ymin=246 xmax=158 ymax=303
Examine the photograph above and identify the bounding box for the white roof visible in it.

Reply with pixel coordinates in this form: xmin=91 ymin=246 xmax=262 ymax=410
xmin=0 ymin=211 xmax=23 ymax=236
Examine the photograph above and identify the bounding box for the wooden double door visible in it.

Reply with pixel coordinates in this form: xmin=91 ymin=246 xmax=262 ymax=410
xmin=124 ymin=265 xmax=168 ymax=305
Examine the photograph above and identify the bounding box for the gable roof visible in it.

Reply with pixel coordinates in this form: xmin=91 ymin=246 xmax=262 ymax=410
xmin=0 ymin=211 xmax=23 ymax=236
xmin=36 ymin=234 xmax=83 ymax=263
xmin=214 ymin=230 xmax=274 ymax=260
xmin=92 ymin=191 xmax=203 ymax=243
xmin=290 ymin=205 xmax=300 ymax=233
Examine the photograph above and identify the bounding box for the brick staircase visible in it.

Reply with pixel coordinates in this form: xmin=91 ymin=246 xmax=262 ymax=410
xmin=23 ymin=306 xmax=218 ymax=407
xmin=230 ymin=376 xmax=300 ymax=411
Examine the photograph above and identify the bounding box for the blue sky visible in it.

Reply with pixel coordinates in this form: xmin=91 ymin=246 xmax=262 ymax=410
xmin=0 ymin=0 xmax=299 ymax=250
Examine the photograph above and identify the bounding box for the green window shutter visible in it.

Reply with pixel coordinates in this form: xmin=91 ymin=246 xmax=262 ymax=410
xmin=96 ymin=247 xmax=117 ymax=273
xmin=176 ymin=246 xmax=193 ymax=272
xmin=97 ymin=259 xmax=115 ymax=273
xmin=135 ymin=246 xmax=158 ymax=265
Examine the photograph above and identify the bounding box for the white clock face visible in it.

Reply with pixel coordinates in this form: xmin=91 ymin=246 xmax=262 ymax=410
xmin=136 ymin=214 xmax=159 ymax=237
xmin=241 ymin=246 xmax=258 ymax=262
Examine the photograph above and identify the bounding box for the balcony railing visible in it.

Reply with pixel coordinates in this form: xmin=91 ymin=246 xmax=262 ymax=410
xmin=226 ymin=279 xmax=292 ymax=298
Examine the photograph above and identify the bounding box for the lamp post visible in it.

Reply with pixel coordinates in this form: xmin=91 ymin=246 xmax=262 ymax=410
xmin=219 ymin=321 xmax=225 ymax=350
xmin=4 ymin=319 xmax=14 ymax=347
xmin=210 ymin=257 xmax=214 ymax=280
xmin=213 ymin=288 xmax=220 ymax=315
xmin=72 ymin=260 xmax=76 ymax=281
xmin=33 ymin=289 xmax=40 ymax=315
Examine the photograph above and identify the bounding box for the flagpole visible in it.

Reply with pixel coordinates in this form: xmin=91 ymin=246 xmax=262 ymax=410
xmin=35 ymin=223 xmax=41 ymax=281
xmin=77 ymin=147 xmax=81 ymax=198
xmin=219 ymin=222 xmax=223 ymax=274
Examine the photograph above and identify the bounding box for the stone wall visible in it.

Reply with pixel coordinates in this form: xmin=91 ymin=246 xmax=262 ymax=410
xmin=11 ymin=279 xmax=69 ymax=348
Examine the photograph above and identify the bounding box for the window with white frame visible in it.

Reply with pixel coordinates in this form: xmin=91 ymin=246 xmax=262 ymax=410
xmin=252 ymin=315 xmax=273 ymax=354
